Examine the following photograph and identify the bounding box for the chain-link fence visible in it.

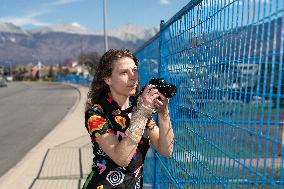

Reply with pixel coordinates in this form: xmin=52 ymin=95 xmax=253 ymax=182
xmin=135 ymin=0 xmax=283 ymax=188
xmin=55 ymin=74 xmax=92 ymax=87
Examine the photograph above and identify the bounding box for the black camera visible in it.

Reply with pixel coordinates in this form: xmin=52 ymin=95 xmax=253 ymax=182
xmin=147 ymin=78 xmax=177 ymax=98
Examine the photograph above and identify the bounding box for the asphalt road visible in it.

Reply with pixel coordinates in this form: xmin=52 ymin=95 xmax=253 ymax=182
xmin=0 ymin=82 xmax=79 ymax=177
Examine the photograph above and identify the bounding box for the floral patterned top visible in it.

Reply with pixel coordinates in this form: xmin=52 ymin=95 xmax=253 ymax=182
xmin=83 ymin=94 xmax=156 ymax=189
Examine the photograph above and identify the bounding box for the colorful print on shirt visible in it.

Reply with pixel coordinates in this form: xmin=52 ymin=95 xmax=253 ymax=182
xmin=83 ymin=94 xmax=156 ymax=189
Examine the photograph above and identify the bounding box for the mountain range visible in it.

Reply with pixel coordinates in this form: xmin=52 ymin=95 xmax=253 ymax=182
xmin=0 ymin=23 xmax=158 ymax=65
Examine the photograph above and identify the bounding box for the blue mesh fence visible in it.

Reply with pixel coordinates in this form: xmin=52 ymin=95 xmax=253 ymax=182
xmin=55 ymin=0 xmax=283 ymax=188
xmin=135 ymin=0 xmax=284 ymax=188
xmin=55 ymin=74 xmax=92 ymax=87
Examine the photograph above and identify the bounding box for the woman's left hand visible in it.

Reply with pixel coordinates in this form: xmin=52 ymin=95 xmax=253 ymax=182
xmin=153 ymin=92 xmax=169 ymax=114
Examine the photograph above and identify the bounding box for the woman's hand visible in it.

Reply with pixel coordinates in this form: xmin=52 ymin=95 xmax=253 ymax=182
xmin=140 ymin=85 xmax=169 ymax=113
xmin=140 ymin=85 xmax=160 ymax=108
xmin=154 ymin=92 xmax=169 ymax=115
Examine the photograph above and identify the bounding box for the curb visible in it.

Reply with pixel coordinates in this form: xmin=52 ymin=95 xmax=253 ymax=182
xmin=0 ymin=83 xmax=88 ymax=189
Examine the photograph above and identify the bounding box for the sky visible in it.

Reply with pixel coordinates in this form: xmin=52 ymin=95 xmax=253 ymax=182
xmin=0 ymin=0 xmax=190 ymax=31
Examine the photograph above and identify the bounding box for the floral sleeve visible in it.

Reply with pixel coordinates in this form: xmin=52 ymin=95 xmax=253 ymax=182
xmin=85 ymin=104 xmax=113 ymax=139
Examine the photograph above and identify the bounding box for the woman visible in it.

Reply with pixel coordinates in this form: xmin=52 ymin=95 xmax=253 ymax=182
xmin=83 ymin=49 xmax=174 ymax=189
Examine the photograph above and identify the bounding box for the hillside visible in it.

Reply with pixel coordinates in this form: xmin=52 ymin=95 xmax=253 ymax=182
xmin=0 ymin=23 xmax=158 ymax=65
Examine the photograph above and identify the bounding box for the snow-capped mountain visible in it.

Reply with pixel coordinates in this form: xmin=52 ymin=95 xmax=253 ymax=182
xmin=29 ymin=22 xmax=98 ymax=35
xmin=0 ymin=23 xmax=29 ymax=35
xmin=0 ymin=22 xmax=159 ymax=65
xmin=29 ymin=23 xmax=158 ymax=43
xmin=109 ymin=24 xmax=158 ymax=42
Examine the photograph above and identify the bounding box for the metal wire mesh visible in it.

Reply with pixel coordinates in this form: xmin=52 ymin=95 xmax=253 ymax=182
xmin=135 ymin=0 xmax=284 ymax=188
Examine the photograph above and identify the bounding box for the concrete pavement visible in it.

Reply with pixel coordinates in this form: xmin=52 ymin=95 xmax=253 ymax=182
xmin=0 ymin=83 xmax=92 ymax=189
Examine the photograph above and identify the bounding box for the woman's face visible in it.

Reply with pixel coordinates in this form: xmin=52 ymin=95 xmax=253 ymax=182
xmin=105 ymin=57 xmax=138 ymax=97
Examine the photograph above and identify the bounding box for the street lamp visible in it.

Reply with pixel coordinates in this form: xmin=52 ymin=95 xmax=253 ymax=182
xmin=3 ymin=61 xmax=13 ymax=81
xmin=4 ymin=61 xmax=12 ymax=77
xmin=103 ymin=0 xmax=108 ymax=52
xmin=38 ymin=60 xmax=42 ymax=81
xmin=32 ymin=54 xmax=42 ymax=81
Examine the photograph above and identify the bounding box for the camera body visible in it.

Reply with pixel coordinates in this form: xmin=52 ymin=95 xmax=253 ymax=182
xmin=148 ymin=78 xmax=177 ymax=98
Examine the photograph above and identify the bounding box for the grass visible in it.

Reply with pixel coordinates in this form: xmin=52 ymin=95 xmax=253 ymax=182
xmin=144 ymin=101 xmax=284 ymax=188
xmin=175 ymin=120 xmax=283 ymax=158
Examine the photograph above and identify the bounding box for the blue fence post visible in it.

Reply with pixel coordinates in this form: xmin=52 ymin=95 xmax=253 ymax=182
xmin=158 ymin=20 xmax=165 ymax=79
xmin=154 ymin=19 xmax=165 ymax=189
xmin=153 ymin=152 xmax=158 ymax=189
xmin=134 ymin=0 xmax=284 ymax=187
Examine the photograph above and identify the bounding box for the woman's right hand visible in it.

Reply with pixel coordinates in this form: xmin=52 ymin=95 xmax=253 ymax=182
xmin=140 ymin=84 xmax=160 ymax=108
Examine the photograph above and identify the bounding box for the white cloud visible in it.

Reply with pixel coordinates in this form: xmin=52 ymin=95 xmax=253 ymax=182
xmin=0 ymin=0 xmax=82 ymax=27
xmin=0 ymin=8 xmax=52 ymax=27
xmin=25 ymin=9 xmax=52 ymax=18
xmin=160 ymin=0 xmax=170 ymax=5
xmin=0 ymin=16 xmax=49 ymax=26
xmin=49 ymin=0 xmax=82 ymax=6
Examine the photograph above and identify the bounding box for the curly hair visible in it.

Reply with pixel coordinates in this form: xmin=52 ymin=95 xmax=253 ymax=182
xmin=85 ymin=49 xmax=139 ymax=111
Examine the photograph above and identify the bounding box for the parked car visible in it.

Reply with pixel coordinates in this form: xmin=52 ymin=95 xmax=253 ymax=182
xmin=6 ymin=76 xmax=13 ymax=82
xmin=0 ymin=76 xmax=8 ymax=87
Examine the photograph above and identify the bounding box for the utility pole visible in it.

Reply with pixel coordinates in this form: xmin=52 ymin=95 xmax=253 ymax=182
xmin=5 ymin=61 xmax=12 ymax=77
xmin=103 ymin=0 xmax=108 ymax=52
xmin=38 ymin=60 xmax=42 ymax=81
xmin=58 ymin=51 xmax=62 ymax=66
xmin=4 ymin=61 xmax=12 ymax=81
xmin=32 ymin=54 xmax=41 ymax=81
xmin=9 ymin=62 xmax=12 ymax=77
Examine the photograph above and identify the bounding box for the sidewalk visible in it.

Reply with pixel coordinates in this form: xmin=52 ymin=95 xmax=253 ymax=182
xmin=0 ymin=84 xmax=92 ymax=189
